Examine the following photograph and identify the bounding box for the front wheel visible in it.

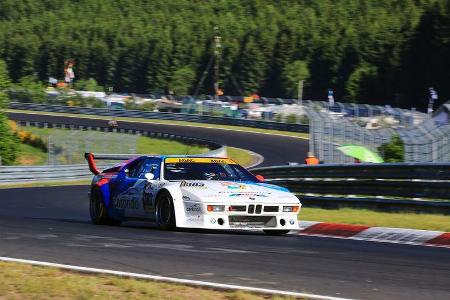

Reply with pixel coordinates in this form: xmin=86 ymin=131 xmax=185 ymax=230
xmin=155 ymin=191 xmax=176 ymax=230
xmin=90 ymin=188 xmax=121 ymax=226
xmin=263 ymin=230 xmax=290 ymax=236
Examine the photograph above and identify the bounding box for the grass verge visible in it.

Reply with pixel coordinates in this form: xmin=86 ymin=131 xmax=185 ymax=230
xmin=6 ymin=109 xmax=310 ymax=139
xmin=0 ymin=261 xmax=292 ymax=300
xmin=136 ymin=136 xmax=209 ymax=155
xmin=226 ymin=147 xmax=259 ymax=167
xmin=13 ymin=125 xmax=210 ymax=165
xmin=12 ymin=124 xmax=259 ymax=167
xmin=13 ymin=143 xmax=47 ymax=165
xmin=299 ymin=207 xmax=450 ymax=232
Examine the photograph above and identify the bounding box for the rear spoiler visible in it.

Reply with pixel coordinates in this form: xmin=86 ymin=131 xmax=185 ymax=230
xmin=84 ymin=153 xmax=137 ymax=175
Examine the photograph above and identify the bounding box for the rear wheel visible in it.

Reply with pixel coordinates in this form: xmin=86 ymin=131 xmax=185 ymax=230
xmin=90 ymin=188 xmax=121 ymax=226
xmin=155 ymin=191 xmax=176 ymax=230
xmin=263 ymin=230 xmax=290 ymax=236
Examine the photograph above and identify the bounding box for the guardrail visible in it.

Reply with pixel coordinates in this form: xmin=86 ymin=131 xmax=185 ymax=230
xmin=251 ymin=163 xmax=450 ymax=214
xmin=9 ymin=102 xmax=309 ymax=133
xmin=0 ymin=164 xmax=104 ymax=184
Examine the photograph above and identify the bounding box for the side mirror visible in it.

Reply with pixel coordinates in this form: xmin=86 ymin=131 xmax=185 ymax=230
xmin=255 ymin=175 xmax=265 ymax=182
xmin=145 ymin=173 xmax=155 ymax=181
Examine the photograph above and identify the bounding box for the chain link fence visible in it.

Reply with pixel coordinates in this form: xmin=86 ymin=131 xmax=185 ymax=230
xmin=305 ymin=101 xmax=449 ymax=163
xmin=47 ymin=130 xmax=138 ymax=165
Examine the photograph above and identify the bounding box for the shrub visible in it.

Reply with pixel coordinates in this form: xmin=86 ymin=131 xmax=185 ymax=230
xmin=378 ymin=135 xmax=404 ymax=162
xmin=286 ymin=114 xmax=298 ymax=124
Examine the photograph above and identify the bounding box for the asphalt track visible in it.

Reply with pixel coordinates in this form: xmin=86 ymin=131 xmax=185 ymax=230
xmin=2 ymin=112 xmax=450 ymax=299
xmin=7 ymin=112 xmax=309 ymax=167
xmin=0 ymin=186 xmax=449 ymax=300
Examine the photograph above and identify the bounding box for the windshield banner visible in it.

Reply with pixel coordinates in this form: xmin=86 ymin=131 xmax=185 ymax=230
xmin=165 ymin=157 xmax=236 ymax=164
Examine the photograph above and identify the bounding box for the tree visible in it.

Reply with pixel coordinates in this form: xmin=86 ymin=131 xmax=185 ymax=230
xmin=0 ymin=1 xmax=447 ymax=107
xmin=345 ymin=63 xmax=378 ymax=102
xmin=0 ymin=60 xmax=12 ymax=108
xmin=9 ymin=76 xmax=47 ymax=103
xmin=169 ymin=67 xmax=196 ymax=95
xmin=0 ymin=60 xmax=19 ymax=165
xmin=378 ymin=135 xmax=404 ymax=162
xmin=236 ymin=36 xmax=267 ymax=94
xmin=73 ymin=78 xmax=104 ymax=92
xmin=281 ymin=60 xmax=310 ymax=98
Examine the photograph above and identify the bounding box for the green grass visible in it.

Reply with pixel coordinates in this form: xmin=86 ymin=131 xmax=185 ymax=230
xmin=0 ymin=261 xmax=293 ymax=300
xmin=15 ymin=125 xmax=211 ymax=164
xmin=300 ymin=207 xmax=450 ymax=232
xmin=136 ymin=136 xmax=209 ymax=155
xmin=226 ymin=147 xmax=258 ymax=167
xmin=13 ymin=143 xmax=47 ymax=165
xmin=13 ymin=125 xmax=262 ymax=167
xmin=6 ymin=109 xmax=310 ymax=139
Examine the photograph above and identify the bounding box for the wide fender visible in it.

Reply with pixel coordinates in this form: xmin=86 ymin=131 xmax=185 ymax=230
xmin=91 ymin=176 xmax=112 ymax=207
xmin=157 ymin=184 xmax=185 ymax=227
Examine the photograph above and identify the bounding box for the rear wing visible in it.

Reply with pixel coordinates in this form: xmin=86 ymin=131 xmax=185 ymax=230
xmin=84 ymin=153 xmax=137 ymax=175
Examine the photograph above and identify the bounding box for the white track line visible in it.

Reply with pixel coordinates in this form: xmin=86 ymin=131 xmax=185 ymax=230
xmin=0 ymin=256 xmax=354 ymax=300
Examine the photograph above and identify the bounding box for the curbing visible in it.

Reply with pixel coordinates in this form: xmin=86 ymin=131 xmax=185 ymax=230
xmin=296 ymin=221 xmax=450 ymax=248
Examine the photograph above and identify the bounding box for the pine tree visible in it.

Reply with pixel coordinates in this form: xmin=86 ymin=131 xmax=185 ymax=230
xmin=0 ymin=60 xmax=19 ymax=165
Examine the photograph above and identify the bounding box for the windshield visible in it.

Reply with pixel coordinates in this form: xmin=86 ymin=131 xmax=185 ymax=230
xmin=163 ymin=158 xmax=258 ymax=182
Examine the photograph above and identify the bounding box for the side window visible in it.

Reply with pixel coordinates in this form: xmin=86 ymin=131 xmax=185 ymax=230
xmin=137 ymin=158 xmax=161 ymax=179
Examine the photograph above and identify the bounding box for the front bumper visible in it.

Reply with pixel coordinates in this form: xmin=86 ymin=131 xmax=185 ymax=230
xmin=178 ymin=202 xmax=300 ymax=230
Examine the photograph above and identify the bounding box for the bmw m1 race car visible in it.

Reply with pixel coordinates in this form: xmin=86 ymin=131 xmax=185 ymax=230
xmin=85 ymin=153 xmax=301 ymax=235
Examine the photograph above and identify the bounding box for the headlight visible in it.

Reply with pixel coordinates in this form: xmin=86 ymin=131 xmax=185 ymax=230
xmin=283 ymin=206 xmax=300 ymax=213
xmin=207 ymin=205 xmax=225 ymax=212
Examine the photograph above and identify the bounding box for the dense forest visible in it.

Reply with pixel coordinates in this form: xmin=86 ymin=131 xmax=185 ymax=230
xmin=0 ymin=0 xmax=449 ymax=109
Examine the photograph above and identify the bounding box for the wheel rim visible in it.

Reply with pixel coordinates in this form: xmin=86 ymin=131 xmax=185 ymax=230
xmin=157 ymin=197 xmax=171 ymax=226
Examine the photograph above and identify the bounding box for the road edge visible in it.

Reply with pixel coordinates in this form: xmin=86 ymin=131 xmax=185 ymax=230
xmin=0 ymin=256 xmax=352 ymax=300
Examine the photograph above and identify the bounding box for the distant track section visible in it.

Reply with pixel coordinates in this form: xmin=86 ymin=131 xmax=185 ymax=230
xmin=7 ymin=111 xmax=309 ymax=167
xmin=9 ymin=102 xmax=309 ymax=133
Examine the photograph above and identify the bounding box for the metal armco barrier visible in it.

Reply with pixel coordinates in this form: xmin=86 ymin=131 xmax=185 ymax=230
xmin=9 ymin=102 xmax=309 ymax=133
xmin=251 ymin=163 xmax=450 ymax=214
xmin=0 ymin=164 xmax=108 ymax=184
xmin=251 ymin=163 xmax=450 ymax=180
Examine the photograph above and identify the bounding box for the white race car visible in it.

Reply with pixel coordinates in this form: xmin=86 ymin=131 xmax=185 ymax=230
xmin=86 ymin=154 xmax=301 ymax=235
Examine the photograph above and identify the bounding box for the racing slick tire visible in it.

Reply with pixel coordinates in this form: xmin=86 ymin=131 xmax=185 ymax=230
xmin=263 ymin=230 xmax=290 ymax=236
xmin=155 ymin=191 xmax=176 ymax=230
xmin=90 ymin=188 xmax=121 ymax=226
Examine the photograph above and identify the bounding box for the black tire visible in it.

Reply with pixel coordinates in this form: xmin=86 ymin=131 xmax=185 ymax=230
xmin=155 ymin=191 xmax=176 ymax=230
xmin=263 ymin=230 xmax=290 ymax=236
xmin=90 ymin=188 xmax=121 ymax=226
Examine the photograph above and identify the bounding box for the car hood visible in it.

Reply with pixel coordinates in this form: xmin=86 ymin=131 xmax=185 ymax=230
xmin=175 ymin=180 xmax=298 ymax=203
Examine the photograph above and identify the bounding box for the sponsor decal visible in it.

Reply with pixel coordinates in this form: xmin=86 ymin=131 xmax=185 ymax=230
xmin=228 ymin=193 xmax=268 ymax=198
xmin=186 ymin=216 xmax=202 ymax=222
xmin=221 ymin=182 xmax=247 ymax=190
xmin=185 ymin=203 xmax=201 ymax=212
xmin=114 ymin=198 xmax=139 ymax=210
xmin=143 ymin=182 xmax=156 ymax=212
xmin=182 ymin=195 xmax=191 ymax=201
xmin=180 ymin=181 xmax=206 ymax=188
xmin=247 ymin=182 xmax=290 ymax=192
xmin=165 ymin=157 xmax=235 ymax=164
